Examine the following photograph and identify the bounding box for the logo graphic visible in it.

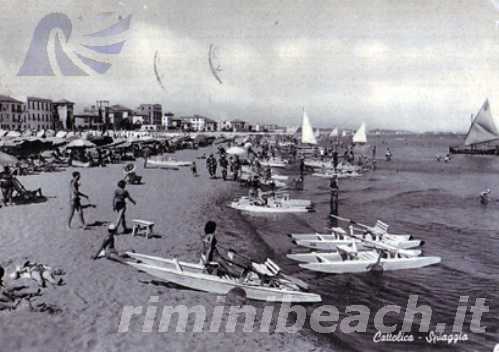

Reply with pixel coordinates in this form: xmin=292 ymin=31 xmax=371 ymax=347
xmin=208 ymin=44 xmax=223 ymax=84
xmin=17 ymin=12 xmax=132 ymax=76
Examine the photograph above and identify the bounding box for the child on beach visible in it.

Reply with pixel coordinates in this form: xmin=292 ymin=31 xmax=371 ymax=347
xmin=191 ymin=161 xmax=198 ymax=177
xmin=113 ymin=180 xmax=136 ymax=233
xmin=68 ymin=171 xmax=90 ymax=229
xmin=93 ymin=224 xmax=118 ymax=259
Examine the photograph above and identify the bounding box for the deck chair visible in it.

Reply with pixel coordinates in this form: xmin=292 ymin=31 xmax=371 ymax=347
xmin=371 ymin=220 xmax=389 ymax=235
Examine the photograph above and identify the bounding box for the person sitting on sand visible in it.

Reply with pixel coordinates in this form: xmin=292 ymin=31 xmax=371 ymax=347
xmin=68 ymin=171 xmax=90 ymax=229
xmin=113 ymin=180 xmax=136 ymax=234
xmin=10 ymin=176 xmax=43 ymax=202
xmin=93 ymin=224 xmax=118 ymax=260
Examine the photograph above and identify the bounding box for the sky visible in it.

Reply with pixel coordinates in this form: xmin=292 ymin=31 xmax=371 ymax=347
xmin=1 ymin=0 xmax=499 ymax=131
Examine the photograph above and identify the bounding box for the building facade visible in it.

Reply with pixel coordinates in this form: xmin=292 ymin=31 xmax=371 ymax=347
xmin=0 ymin=95 xmax=25 ymax=130
xmin=108 ymin=105 xmax=133 ymax=129
xmin=26 ymin=96 xmax=53 ymax=131
xmin=53 ymin=99 xmax=75 ymax=130
xmin=181 ymin=115 xmax=217 ymax=131
xmin=138 ymin=104 xmax=162 ymax=126
xmin=74 ymin=112 xmax=104 ymax=129
xmin=217 ymin=120 xmax=232 ymax=131
xmin=231 ymin=119 xmax=249 ymax=132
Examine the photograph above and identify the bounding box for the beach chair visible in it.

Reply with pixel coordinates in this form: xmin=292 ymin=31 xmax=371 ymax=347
xmin=131 ymin=219 xmax=154 ymax=239
xmin=251 ymin=259 xmax=281 ymax=277
xmin=372 ymin=220 xmax=389 ymax=235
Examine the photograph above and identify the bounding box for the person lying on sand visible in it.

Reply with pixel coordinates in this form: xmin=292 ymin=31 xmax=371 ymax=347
xmin=0 ymin=266 xmax=42 ymax=311
xmin=10 ymin=261 xmax=65 ymax=288
xmin=93 ymin=224 xmax=118 ymax=260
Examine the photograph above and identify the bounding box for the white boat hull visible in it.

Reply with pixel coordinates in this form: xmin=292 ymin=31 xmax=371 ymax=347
xmin=126 ymin=253 xmax=321 ymax=303
xmin=293 ymin=238 xmax=422 ymax=250
xmin=299 ymin=256 xmax=441 ymax=274
xmin=287 ymin=249 xmax=423 ymax=263
xmin=230 ymin=197 xmax=313 ymax=213
xmin=290 ymin=232 xmax=413 ymax=242
xmin=147 ymin=159 xmax=191 ymax=167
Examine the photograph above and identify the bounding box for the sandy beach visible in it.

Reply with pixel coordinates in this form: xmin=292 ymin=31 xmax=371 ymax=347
xmin=0 ymin=148 xmax=328 ymax=352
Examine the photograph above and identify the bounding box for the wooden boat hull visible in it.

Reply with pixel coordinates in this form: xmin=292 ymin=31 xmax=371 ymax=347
xmin=449 ymin=146 xmax=499 ymax=155
xmin=126 ymin=253 xmax=321 ymax=303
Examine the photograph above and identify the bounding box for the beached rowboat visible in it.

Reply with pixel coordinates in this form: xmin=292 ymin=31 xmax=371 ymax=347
xmin=146 ymin=158 xmax=191 ymax=167
xmin=287 ymin=249 xmax=423 ymax=263
xmin=299 ymin=251 xmax=441 ymax=274
xmin=291 ymin=236 xmax=422 ymax=251
xmin=125 ymin=252 xmax=321 ymax=303
xmin=230 ymin=196 xmax=313 ymax=213
xmin=259 ymin=158 xmax=288 ymax=168
xmin=290 ymin=227 xmax=413 ymax=243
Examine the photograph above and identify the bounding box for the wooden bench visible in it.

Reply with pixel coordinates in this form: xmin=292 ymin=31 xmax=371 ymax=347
xmin=131 ymin=219 xmax=154 ymax=238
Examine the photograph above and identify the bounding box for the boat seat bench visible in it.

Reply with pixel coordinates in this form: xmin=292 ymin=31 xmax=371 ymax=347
xmin=132 ymin=219 xmax=154 ymax=238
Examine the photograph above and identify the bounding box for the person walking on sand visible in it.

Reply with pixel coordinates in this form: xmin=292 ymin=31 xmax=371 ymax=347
xmin=113 ymin=180 xmax=136 ymax=233
xmin=206 ymin=154 xmax=217 ymax=178
xmin=191 ymin=161 xmax=198 ymax=177
xmin=68 ymin=171 xmax=90 ymax=229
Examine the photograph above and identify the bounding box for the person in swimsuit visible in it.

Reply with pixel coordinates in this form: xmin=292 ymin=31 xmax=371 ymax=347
xmin=68 ymin=171 xmax=89 ymax=229
xmin=113 ymin=180 xmax=136 ymax=233
xmin=93 ymin=224 xmax=118 ymax=259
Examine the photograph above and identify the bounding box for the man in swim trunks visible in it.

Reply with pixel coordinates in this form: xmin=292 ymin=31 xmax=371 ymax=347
xmin=68 ymin=171 xmax=89 ymax=229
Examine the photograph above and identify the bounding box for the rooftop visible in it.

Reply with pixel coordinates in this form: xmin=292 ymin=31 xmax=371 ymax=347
xmin=0 ymin=94 xmax=23 ymax=103
xmin=27 ymin=96 xmax=52 ymax=102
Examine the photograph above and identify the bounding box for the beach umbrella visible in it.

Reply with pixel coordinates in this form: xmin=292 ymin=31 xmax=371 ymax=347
xmin=55 ymin=131 xmax=67 ymax=138
xmin=6 ymin=131 xmax=21 ymax=138
xmin=226 ymin=146 xmax=246 ymax=156
xmin=0 ymin=151 xmax=19 ymax=166
xmin=66 ymin=138 xmax=96 ymax=148
xmin=46 ymin=137 xmax=67 ymax=147
xmin=36 ymin=129 xmax=45 ymax=138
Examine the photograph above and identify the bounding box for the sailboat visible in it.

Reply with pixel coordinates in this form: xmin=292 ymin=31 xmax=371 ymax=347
xmin=352 ymin=122 xmax=367 ymax=144
xmin=329 ymin=127 xmax=339 ymax=138
xmin=301 ymin=109 xmax=317 ymax=145
xmin=449 ymin=99 xmax=499 ymax=155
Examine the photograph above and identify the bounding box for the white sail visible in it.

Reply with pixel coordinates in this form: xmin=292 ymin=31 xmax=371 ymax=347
xmin=314 ymin=129 xmax=321 ymax=138
xmin=301 ymin=109 xmax=317 ymax=144
xmin=352 ymin=122 xmax=367 ymax=144
xmin=330 ymin=127 xmax=339 ymax=137
xmin=341 ymin=130 xmax=347 ymax=137
xmin=464 ymin=99 xmax=499 ymax=146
